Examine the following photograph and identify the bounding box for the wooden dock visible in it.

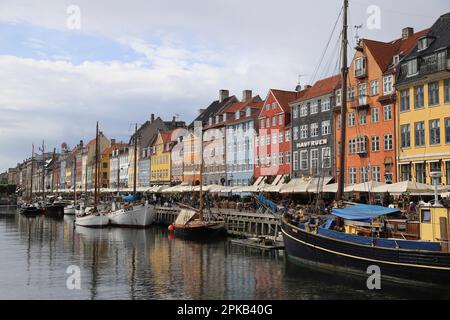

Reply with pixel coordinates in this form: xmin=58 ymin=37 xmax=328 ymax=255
xmin=153 ymin=206 xmax=281 ymax=239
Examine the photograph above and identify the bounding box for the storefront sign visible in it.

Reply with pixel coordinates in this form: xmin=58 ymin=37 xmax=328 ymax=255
xmin=297 ymin=139 xmax=327 ymax=148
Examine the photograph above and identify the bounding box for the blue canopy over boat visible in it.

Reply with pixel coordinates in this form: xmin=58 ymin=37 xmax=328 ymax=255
xmin=331 ymin=204 xmax=399 ymax=221
xmin=122 ymin=194 xmax=136 ymax=202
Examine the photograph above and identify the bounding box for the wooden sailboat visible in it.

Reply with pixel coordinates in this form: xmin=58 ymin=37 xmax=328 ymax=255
xmin=281 ymin=0 xmax=450 ymax=285
xmin=170 ymin=125 xmax=226 ymax=238
xmin=75 ymin=122 xmax=110 ymax=228
xmin=108 ymin=124 xmax=155 ymax=228
xmin=20 ymin=144 xmax=44 ymax=216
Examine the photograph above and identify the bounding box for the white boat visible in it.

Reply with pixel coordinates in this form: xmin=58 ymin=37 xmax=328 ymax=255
xmin=108 ymin=201 xmax=154 ymax=228
xmin=75 ymin=208 xmax=110 ymax=228
xmin=64 ymin=204 xmax=76 ymax=215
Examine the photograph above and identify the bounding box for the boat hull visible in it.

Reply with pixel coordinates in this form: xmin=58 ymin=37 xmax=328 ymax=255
xmin=109 ymin=205 xmax=154 ymax=228
xmin=173 ymin=221 xmax=226 ymax=239
xmin=45 ymin=204 xmax=64 ymax=218
xmin=75 ymin=214 xmax=109 ymax=228
xmin=281 ymin=217 xmax=450 ymax=285
xmin=20 ymin=207 xmax=40 ymax=217
xmin=64 ymin=206 xmax=76 ymax=215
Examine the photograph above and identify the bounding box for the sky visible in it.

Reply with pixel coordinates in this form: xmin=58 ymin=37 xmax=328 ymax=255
xmin=0 ymin=0 xmax=449 ymax=171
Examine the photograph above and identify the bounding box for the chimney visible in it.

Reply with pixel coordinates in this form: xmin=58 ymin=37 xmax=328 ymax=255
xmin=219 ymin=89 xmax=229 ymax=103
xmin=111 ymin=138 xmax=116 ymax=145
xmin=402 ymin=27 xmax=414 ymax=39
xmin=242 ymin=90 xmax=252 ymax=102
xmin=295 ymin=84 xmax=302 ymax=92
xmin=79 ymin=140 xmax=83 ymax=148
xmin=172 ymin=116 xmax=176 ymax=126
xmin=151 ymin=114 xmax=155 ymax=122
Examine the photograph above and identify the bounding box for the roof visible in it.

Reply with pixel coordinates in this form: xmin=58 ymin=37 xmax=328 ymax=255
xmin=102 ymin=143 xmax=128 ymax=155
xmin=270 ymin=89 xmax=309 ymax=113
xmin=160 ymin=130 xmax=173 ymax=144
xmin=290 ymin=74 xmax=341 ymax=104
xmin=225 ymin=100 xmax=265 ymax=126
xmin=363 ymin=28 xmax=429 ymax=73
xmin=189 ymin=95 xmax=237 ymax=127
xmin=220 ymin=96 xmax=261 ymax=114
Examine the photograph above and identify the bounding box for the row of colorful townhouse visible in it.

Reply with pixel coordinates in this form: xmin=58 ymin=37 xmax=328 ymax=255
xmin=7 ymin=13 xmax=450 ymax=194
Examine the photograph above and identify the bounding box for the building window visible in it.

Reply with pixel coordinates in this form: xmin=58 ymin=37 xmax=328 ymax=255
xmin=384 ymin=134 xmax=393 ymax=150
xmin=414 ymin=121 xmax=425 ymax=147
xmin=400 ymin=89 xmax=410 ymax=112
xmin=406 ymin=59 xmax=418 ymax=76
xmin=416 ymin=163 xmax=425 ymax=184
xmin=371 ymin=107 xmax=379 ymax=123
xmin=293 ymin=106 xmax=299 ymax=119
xmin=293 ymin=151 xmax=298 ymax=171
xmin=278 ymin=114 xmax=283 ymax=125
xmin=428 ymin=81 xmax=440 ymax=106
xmin=310 ymin=101 xmax=318 ymax=114
xmin=348 ymin=112 xmax=355 ymax=127
xmin=401 ymin=124 xmax=411 ymax=148
xmin=272 ymin=153 xmax=277 ymax=165
xmin=360 ymin=167 xmax=369 ymax=183
xmin=445 ymin=79 xmax=450 ymax=104
xmin=401 ymin=164 xmax=411 ymax=182
xmin=322 ymin=147 xmax=331 ymax=168
xmin=321 ymin=120 xmax=330 ymax=135
xmin=300 ymin=150 xmax=308 ymax=170
xmin=359 ymin=110 xmax=366 ymax=125
xmin=347 ymin=86 xmax=355 ymax=100
xmin=446 ymin=118 xmax=450 ymax=144
xmin=349 ymin=167 xmax=357 ymax=184
xmin=354 ymin=57 xmax=366 ymax=77
xmin=383 ymin=105 xmax=392 ymax=121
xmin=279 ymin=132 xmax=283 ymax=143
xmin=300 ymin=125 xmax=308 ymax=139
xmin=293 ymin=127 xmax=299 ymax=140
xmin=260 ymin=119 xmax=264 ymax=129
xmin=260 ymin=135 xmax=265 ymax=146
xmin=266 ymin=153 xmax=271 ymax=166
xmin=272 ymin=117 xmax=276 ymax=126
xmin=370 ymin=80 xmax=379 ymax=96
xmin=321 ymin=98 xmax=331 ymax=112
xmin=310 ymin=123 xmax=319 ymax=137
xmin=311 ymin=149 xmax=319 ymax=172
xmin=279 ymin=152 xmax=284 ymax=165
xmin=285 ymin=151 xmax=291 ymax=164
xmin=371 ymin=136 xmax=380 ymax=152
xmin=430 ymin=162 xmax=442 ymax=184
xmin=447 ymin=162 xmax=450 ymax=185
xmin=272 ymin=102 xmax=277 ymax=109
xmin=372 ymin=166 xmax=381 ymax=182
xmin=429 ymin=119 xmax=440 ymax=145
xmin=414 ymin=85 xmax=424 ymax=109
xmin=300 ymin=104 xmax=308 ymax=117
xmin=383 ymin=75 xmax=393 ymax=95
xmin=337 ymin=114 xmax=341 ymax=129
xmin=266 ymin=135 xmax=271 ymax=146
xmin=285 ymin=131 xmax=291 ymax=141
xmin=336 ymin=89 xmax=342 ymax=106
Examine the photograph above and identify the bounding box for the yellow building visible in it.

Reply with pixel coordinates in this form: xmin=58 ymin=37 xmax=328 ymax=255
xmin=150 ymin=131 xmax=173 ymax=184
xmin=396 ymin=14 xmax=450 ymax=186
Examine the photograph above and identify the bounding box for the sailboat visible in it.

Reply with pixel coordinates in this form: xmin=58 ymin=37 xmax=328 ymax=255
xmin=75 ymin=122 xmax=110 ymax=228
xmin=108 ymin=124 xmax=154 ymax=228
xmin=169 ymin=125 xmax=226 ymax=238
xmin=20 ymin=144 xmax=44 ymax=217
xmin=281 ymin=0 xmax=450 ymax=285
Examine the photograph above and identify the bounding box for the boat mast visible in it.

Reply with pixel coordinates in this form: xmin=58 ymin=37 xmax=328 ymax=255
xmin=94 ymin=121 xmax=99 ymax=206
xmin=30 ymin=144 xmax=34 ymax=202
xmin=52 ymin=148 xmax=56 ymax=194
xmin=73 ymin=154 xmax=77 ymax=205
xmin=133 ymin=123 xmax=138 ymax=197
xmin=41 ymin=140 xmax=45 ymax=205
xmin=336 ymin=0 xmax=349 ymax=201
xmin=199 ymin=127 xmax=204 ymax=220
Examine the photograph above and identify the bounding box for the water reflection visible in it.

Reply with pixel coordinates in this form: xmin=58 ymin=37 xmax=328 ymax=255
xmin=0 ymin=207 xmax=449 ymax=299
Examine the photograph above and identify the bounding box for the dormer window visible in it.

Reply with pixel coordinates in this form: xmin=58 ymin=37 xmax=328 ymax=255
xmin=216 ymin=115 xmax=220 ymax=123
xmin=417 ymin=37 xmax=430 ymax=51
xmin=406 ymin=59 xmax=418 ymax=77
xmin=392 ymin=55 xmax=400 ymax=65
xmin=235 ymin=110 xmax=240 ymax=120
xmin=354 ymin=57 xmax=367 ymax=78
xmin=223 ymin=113 xmax=227 ymax=121
xmin=245 ymin=107 xmax=251 ymax=117
xmin=209 ymin=117 xmax=213 ymax=126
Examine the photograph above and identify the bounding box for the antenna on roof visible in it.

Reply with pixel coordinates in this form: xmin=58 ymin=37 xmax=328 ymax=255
xmin=354 ymin=24 xmax=363 ymax=43
xmin=295 ymin=74 xmax=304 ymax=92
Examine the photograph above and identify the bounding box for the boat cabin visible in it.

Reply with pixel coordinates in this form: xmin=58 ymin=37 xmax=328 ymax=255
xmin=419 ymin=206 xmax=450 ymax=252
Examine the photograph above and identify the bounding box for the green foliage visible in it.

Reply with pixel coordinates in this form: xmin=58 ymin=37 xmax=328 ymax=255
xmin=0 ymin=184 xmax=16 ymax=195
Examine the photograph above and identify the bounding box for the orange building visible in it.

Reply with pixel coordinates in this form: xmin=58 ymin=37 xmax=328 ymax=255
xmin=335 ymin=28 xmax=427 ymax=185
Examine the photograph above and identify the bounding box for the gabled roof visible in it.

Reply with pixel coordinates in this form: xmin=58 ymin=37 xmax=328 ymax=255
xmin=160 ymin=131 xmax=173 ymax=144
xmin=102 ymin=143 xmax=128 ymax=156
xmin=189 ymin=95 xmax=237 ymax=127
xmin=290 ymin=75 xmax=341 ymax=104
xmin=225 ymin=100 xmax=265 ymax=126
xmin=363 ymin=28 xmax=429 ymax=73
xmin=220 ymin=96 xmax=262 ymax=114
xmin=269 ymin=89 xmax=309 ymax=113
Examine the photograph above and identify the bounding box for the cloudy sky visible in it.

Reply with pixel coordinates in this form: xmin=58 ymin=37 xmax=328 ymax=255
xmin=0 ymin=0 xmax=449 ymax=171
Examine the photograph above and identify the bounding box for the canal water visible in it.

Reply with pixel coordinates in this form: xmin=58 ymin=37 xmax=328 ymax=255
xmin=1 ymin=206 xmax=449 ymax=300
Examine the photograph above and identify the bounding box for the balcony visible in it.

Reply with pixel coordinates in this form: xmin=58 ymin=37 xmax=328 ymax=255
xmin=354 ymin=68 xmax=367 ymax=78
xmin=350 ymin=95 xmax=370 ymax=110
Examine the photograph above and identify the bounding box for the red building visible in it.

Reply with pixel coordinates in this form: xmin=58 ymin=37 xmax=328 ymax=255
xmin=254 ymin=89 xmax=308 ymax=178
